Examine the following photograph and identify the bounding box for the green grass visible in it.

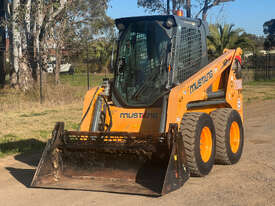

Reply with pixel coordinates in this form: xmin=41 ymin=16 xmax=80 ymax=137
xmin=0 ymin=73 xmax=115 ymax=158
xmin=2 ymin=134 xmax=19 ymax=141
xmin=45 ymin=109 xmax=58 ymax=113
xmin=263 ymin=96 xmax=275 ymax=100
xmin=243 ymin=80 xmax=275 ymax=103
xmin=39 ymin=130 xmax=51 ymax=139
xmin=0 ymin=139 xmax=46 ymax=158
xmin=59 ymin=73 xmax=113 ymax=87
xmin=19 ymin=110 xmax=59 ymax=118
xmin=0 ymin=133 xmax=46 ymax=157
xmin=0 ymin=103 xmax=83 ymax=158
xmin=20 ymin=111 xmax=48 ymax=118
xmin=66 ymin=121 xmax=80 ymax=130
xmin=245 ymin=79 xmax=275 ymax=86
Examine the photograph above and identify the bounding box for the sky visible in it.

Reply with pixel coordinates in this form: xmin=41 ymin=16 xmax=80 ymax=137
xmin=107 ymin=0 xmax=275 ymax=36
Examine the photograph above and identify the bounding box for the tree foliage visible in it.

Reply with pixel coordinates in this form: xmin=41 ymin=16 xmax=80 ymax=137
xmin=0 ymin=0 xmax=5 ymax=87
xmin=137 ymin=0 xmax=185 ymax=14
xmin=207 ymin=24 xmax=254 ymax=59
xmin=1 ymin=0 xmax=112 ymax=90
xmin=138 ymin=0 xmax=234 ymax=19
xmin=64 ymin=0 xmax=115 ymax=73
xmin=263 ymin=19 xmax=275 ymax=36
xmin=52 ymin=0 xmax=114 ymax=81
xmin=263 ymin=19 xmax=275 ymax=50
xmin=195 ymin=0 xmax=234 ymax=20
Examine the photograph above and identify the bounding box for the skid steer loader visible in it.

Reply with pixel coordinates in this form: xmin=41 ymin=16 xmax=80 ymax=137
xmin=31 ymin=14 xmax=244 ymax=196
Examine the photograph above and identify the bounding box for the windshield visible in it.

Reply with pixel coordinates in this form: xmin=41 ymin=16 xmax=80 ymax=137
xmin=114 ymin=21 xmax=170 ymax=106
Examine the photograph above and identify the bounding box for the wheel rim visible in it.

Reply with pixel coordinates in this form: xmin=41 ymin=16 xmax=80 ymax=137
xmin=200 ymin=127 xmax=212 ymax=163
xmin=230 ymin=121 xmax=240 ymax=153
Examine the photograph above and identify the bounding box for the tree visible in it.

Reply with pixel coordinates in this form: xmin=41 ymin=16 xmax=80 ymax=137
xmin=2 ymin=0 xmax=73 ymax=91
xmin=241 ymin=33 xmax=264 ymax=50
xmin=49 ymin=0 xmax=113 ymax=81
xmin=90 ymin=38 xmax=114 ymax=72
xmin=263 ymin=19 xmax=275 ymax=50
xmin=263 ymin=19 xmax=275 ymax=36
xmin=2 ymin=0 xmax=111 ymax=91
xmin=137 ymin=0 xmax=186 ymax=14
xmin=207 ymin=24 xmax=254 ymax=59
xmin=262 ymin=19 xmax=275 ymax=80
xmin=137 ymin=0 xmax=234 ymax=19
xmin=195 ymin=0 xmax=234 ymax=21
xmin=0 ymin=0 xmax=6 ymax=87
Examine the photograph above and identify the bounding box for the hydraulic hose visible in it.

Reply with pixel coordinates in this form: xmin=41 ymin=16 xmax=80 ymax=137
xmin=100 ymin=95 xmax=113 ymax=132
xmin=78 ymin=87 xmax=100 ymax=130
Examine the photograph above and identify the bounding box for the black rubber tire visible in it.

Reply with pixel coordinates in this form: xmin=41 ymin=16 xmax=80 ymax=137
xmin=181 ymin=112 xmax=216 ymax=177
xmin=210 ymin=108 xmax=244 ymax=165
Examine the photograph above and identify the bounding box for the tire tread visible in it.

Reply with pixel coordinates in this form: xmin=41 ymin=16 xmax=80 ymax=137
xmin=210 ymin=108 xmax=236 ymax=164
xmin=181 ymin=112 xmax=215 ymax=176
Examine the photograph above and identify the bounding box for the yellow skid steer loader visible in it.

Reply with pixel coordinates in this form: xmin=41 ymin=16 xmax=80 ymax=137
xmin=31 ymin=14 xmax=244 ymax=196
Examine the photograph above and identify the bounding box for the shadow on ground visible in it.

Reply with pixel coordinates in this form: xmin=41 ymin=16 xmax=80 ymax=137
xmin=6 ymin=167 xmax=36 ymax=187
xmin=0 ymin=139 xmax=46 ymax=187
xmin=14 ymin=150 xmax=43 ymax=167
xmin=0 ymin=138 xmax=45 ymax=165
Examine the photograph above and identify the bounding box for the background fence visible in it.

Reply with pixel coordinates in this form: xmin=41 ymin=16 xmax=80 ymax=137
xmin=2 ymin=50 xmax=275 ymax=104
xmin=242 ymin=52 xmax=275 ymax=82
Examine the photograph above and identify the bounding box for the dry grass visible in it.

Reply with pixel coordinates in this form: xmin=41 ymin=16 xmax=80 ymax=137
xmin=0 ymin=73 xmax=110 ymax=157
xmin=0 ymin=73 xmax=112 ymax=111
xmin=243 ymin=80 xmax=275 ymax=103
xmin=0 ymin=77 xmax=275 ymax=157
xmin=0 ymin=92 xmax=84 ymax=157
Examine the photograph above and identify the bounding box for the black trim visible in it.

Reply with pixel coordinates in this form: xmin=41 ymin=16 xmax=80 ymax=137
xmin=187 ymin=99 xmax=226 ymax=109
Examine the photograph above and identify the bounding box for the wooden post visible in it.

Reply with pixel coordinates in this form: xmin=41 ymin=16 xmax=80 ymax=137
xmin=86 ymin=44 xmax=90 ymax=90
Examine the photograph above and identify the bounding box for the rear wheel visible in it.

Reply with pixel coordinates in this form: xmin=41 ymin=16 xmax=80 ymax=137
xmin=210 ymin=108 xmax=244 ymax=164
xmin=181 ymin=112 xmax=216 ymax=176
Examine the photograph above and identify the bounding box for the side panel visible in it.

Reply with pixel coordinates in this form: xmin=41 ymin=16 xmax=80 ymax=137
xmin=165 ymin=49 xmax=239 ymax=132
xmin=80 ymin=87 xmax=162 ymax=133
xmin=109 ymin=106 xmax=161 ymax=133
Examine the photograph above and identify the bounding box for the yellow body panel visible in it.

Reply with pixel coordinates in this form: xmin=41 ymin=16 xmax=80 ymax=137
xmin=225 ymin=48 xmax=244 ymax=121
xmin=165 ymin=49 xmax=243 ymax=131
xmin=80 ymin=88 xmax=161 ymax=133
xmin=108 ymin=106 xmax=161 ymax=133
xmin=80 ymin=48 xmax=243 ymax=134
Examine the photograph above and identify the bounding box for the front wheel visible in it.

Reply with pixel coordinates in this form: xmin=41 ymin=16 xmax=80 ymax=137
xmin=181 ymin=112 xmax=216 ymax=177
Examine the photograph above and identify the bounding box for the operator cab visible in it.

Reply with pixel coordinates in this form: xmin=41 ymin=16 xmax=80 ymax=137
xmin=113 ymin=15 xmax=209 ymax=107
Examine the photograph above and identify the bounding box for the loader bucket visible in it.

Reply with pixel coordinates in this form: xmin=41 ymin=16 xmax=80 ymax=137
xmin=31 ymin=123 xmax=189 ymax=196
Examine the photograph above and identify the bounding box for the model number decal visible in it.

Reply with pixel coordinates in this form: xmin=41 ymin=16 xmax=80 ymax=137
xmin=190 ymin=70 xmax=213 ymax=94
